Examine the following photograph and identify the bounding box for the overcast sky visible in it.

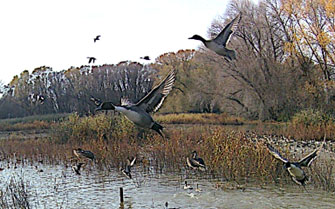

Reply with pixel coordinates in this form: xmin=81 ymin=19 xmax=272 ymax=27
xmin=0 ymin=0 xmax=250 ymax=84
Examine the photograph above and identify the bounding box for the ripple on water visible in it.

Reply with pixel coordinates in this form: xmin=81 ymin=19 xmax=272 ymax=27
xmin=0 ymin=164 xmax=335 ymax=208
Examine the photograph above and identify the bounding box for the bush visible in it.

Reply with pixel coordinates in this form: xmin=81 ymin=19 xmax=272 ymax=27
xmin=287 ymin=109 xmax=335 ymax=140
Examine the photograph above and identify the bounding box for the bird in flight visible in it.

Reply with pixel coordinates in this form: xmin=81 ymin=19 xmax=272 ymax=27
xmin=73 ymin=148 xmax=95 ymax=161
xmin=189 ymin=13 xmax=242 ymax=60
xmin=140 ymin=56 xmax=150 ymax=61
xmin=267 ymin=139 xmax=325 ymax=187
xmin=92 ymin=69 xmax=176 ymax=137
xmin=94 ymin=35 xmax=101 ymax=43
xmin=87 ymin=57 xmax=96 ymax=64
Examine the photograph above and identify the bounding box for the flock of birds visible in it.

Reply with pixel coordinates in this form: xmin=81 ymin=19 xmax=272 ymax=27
xmin=27 ymin=12 xmax=325 ymax=208
xmin=86 ymin=35 xmax=150 ymax=64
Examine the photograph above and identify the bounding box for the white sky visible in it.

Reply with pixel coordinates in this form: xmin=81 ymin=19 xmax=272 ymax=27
xmin=0 ymin=0 xmax=231 ymax=84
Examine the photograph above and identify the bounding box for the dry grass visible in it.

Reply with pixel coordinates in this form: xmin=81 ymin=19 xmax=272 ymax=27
xmin=154 ymin=113 xmax=244 ymax=125
xmin=0 ymin=113 xmax=285 ymax=182
xmin=1 ymin=113 xmax=335 ymax=191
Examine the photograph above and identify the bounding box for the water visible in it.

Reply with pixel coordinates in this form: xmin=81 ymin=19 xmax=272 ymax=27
xmin=1 ymin=162 xmax=335 ymax=209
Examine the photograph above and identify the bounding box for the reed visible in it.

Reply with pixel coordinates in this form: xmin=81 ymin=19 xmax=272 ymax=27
xmin=0 ymin=175 xmax=31 ymax=209
xmin=154 ymin=113 xmax=244 ymax=125
xmin=1 ymin=113 xmax=335 ymax=191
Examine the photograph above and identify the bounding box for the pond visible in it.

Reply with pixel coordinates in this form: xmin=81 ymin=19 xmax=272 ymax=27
xmin=1 ymin=162 xmax=335 ymax=209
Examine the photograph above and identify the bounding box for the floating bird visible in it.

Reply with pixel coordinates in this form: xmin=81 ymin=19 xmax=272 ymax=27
xmin=73 ymin=148 xmax=95 ymax=161
xmin=186 ymin=151 xmax=206 ymax=171
xmin=94 ymin=35 xmax=101 ymax=42
xmin=165 ymin=202 xmax=180 ymax=209
xmin=189 ymin=13 xmax=241 ymax=60
xmin=94 ymin=69 xmax=176 ymax=137
xmin=87 ymin=57 xmax=96 ymax=64
xmin=267 ymin=140 xmax=325 ymax=186
xmin=140 ymin=56 xmax=150 ymax=60
xmin=72 ymin=162 xmax=84 ymax=175
xmin=121 ymin=157 xmax=136 ymax=179
xmin=195 ymin=184 xmax=202 ymax=192
xmin=183 ymin=181 xmax=193 ymax=190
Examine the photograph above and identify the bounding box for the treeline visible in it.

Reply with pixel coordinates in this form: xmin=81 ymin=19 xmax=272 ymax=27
xmin=1 ymin=0 xmax=335 ymax=121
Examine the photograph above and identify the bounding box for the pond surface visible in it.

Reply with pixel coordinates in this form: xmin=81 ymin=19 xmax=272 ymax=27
xmin=1 ymin=162 xmax=335 ymax=209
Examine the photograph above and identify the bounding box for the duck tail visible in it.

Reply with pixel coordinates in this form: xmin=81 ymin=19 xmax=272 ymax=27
xmin=152 ymin=122 xmax=164 ymax=138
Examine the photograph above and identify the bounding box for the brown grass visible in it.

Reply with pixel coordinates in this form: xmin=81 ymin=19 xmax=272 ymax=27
xmin=154 ymin=113 xmax=244 ymax=125
xmin=1 ymin=113 xmax=335 ymax=191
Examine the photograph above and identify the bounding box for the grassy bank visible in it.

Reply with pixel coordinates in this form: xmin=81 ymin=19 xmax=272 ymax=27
xmin=0 ymin=113 xmax=69 ymax=131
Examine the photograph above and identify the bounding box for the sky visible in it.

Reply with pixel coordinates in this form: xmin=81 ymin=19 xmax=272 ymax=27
xmin=0 ymin=0 xmax=234 ymax=84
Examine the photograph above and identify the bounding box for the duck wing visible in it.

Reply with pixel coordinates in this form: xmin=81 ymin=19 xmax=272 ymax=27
xmin=136 ymin=70 xmax=176 ymax=113
xmin=213 ymin=13 xmax=241 ymax=47
xmin=191 ymin=157 xmax=206 ymax=168
xmin=90 ymin=96 xmax=102 ymax=107
xmin=121 ymin=97 xmax=134 ymax=106
xmin=298 ymin=139 xmax=325 ymax=167
xmin=129 ymin=157 xmax=136 ymax=167
xmin=267 ymin=144 xmax=288 ymax=163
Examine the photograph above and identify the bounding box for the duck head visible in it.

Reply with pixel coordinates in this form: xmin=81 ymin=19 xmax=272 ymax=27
xmin=284 ymin=162 xmax=291 ymax=169
xmin=95 ymin=102 xmax=115 ymax=111
xmin=189 ymin=34 xmax=206 ymax=43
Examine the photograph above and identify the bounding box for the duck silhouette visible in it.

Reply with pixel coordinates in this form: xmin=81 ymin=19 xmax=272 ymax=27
xmin=94 ymin=35 xmax=101 ymax=42
xmin=87 ymin=57 xmax=96 ymax=64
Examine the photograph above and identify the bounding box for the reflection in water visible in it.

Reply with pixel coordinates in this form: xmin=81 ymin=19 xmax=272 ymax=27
xmin=0 ymin=162 xmax=335 ymax=209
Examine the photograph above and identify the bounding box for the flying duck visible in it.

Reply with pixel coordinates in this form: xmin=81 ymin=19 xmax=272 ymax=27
xmin=121 ymin=157 xmax=136 ymax=179
xmin=72 ymin=162 xmax=84 ymax=175
xmin=73 ymin=148 xmax=95 ymax=161
xmin=94 ymin=35 xmax=101 ymax=42
xmin=186 ymin=151 xmax=206 ymax=171
xmin=90 ymin=96 xmax=102 ymax=106
xmin=140 ymin=56 xmax=150 ymax=60
xmin=189 ymin=13 xmax=241 ymax=60
xmin=93 ymin=69 xmax=176 ymax=137
xmin=87 ymin=57 xmax=96 ymax=64
xmin=267 ymin=140 xmax=325 ymax=186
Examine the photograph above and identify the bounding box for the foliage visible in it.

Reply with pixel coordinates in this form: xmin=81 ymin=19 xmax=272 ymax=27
xmin=286 ymin=109 xmax=335 ymax=140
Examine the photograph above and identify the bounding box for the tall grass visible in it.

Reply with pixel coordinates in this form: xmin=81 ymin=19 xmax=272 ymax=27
xmin=154 ymin=113 xmax=244 ymax=125
xmin=1 ymin=112 xmax=335 ymax=190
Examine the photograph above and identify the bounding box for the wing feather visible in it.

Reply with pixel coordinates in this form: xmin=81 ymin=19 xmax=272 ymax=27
xmin=90 ymin=96 xmax=102 ymax=107
xmin=121 ymin=97 xmax=134 ymax=106
xmin=267 ymin=144 xmax=288 ymax=163
xmin=213 ymin=13 xmax=241 ymax=47
xmin=136 ymin=70 xmax=176 ymax=113
xmin=298 ymin=139 xmax=325 ymax=167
